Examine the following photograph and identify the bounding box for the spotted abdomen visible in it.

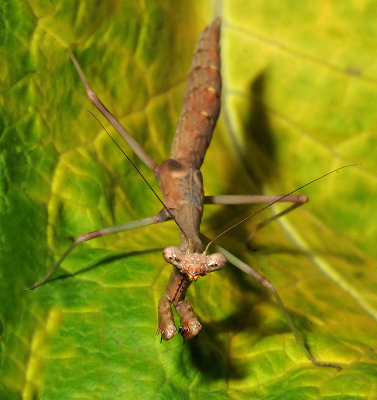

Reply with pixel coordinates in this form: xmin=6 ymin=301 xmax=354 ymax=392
xmin=171 ymin=18 xmax=221 ymax=170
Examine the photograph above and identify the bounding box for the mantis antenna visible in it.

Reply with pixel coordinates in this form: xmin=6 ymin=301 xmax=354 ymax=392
xmin=205 ymin=164 xmax=357 ymax=254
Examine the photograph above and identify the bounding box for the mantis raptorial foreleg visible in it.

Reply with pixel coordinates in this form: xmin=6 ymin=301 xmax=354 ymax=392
xmin=205 ymin=194 xmax=308 ymax=242
xmin=158 ymin=294 xmax=202 ymax=341
xmin=31 ymin=214 xmax=167 ymax=290
xmin=215 ymin=244 xmax=341 ymax=370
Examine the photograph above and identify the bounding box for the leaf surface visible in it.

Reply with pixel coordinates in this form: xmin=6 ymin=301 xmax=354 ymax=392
xmin=1 ymin=1 xmax=377 ymax=399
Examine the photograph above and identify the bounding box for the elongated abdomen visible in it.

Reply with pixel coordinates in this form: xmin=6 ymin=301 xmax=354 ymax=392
xmin=171 ymin=18 xmax=221 ymax=169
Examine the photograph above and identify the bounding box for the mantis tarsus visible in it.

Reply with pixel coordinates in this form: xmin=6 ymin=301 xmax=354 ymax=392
xmin=32 ymin=18 xmax=351 ymax=370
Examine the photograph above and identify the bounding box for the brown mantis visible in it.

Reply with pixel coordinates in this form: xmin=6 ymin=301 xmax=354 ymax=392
xmin=32 ymin=18 xmax=351 ymax=369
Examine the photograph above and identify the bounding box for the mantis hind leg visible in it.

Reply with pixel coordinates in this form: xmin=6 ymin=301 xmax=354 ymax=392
xmin=204 ymin=194 xmax=307 ymax=245
xmin=69 ymin=51 xmax=158 ymax=172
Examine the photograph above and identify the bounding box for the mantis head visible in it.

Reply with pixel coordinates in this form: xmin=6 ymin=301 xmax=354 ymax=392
xmin=163 ymin=246 xmax=227 ymax=281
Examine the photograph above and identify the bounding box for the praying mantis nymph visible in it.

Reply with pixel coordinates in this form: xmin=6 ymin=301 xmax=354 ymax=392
xmin=32 ymin=18 xmax=353 ymax=370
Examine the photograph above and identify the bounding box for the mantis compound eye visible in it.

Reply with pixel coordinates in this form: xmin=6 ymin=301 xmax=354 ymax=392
xmin=163 ymin=246 xmax=183 ymax=266
xmin=207 ymin=253 xmax=227 ymax=272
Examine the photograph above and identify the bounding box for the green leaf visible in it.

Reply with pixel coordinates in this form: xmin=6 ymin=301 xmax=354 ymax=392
xmin=1 ymin=1 xmax=377 ymax=399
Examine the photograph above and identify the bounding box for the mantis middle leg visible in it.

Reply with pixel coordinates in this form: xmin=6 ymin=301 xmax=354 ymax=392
xmin=31 ymin=212 xmax=169 ymax=290
xmin=213 ymin=244 xmax=341 ymax=370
